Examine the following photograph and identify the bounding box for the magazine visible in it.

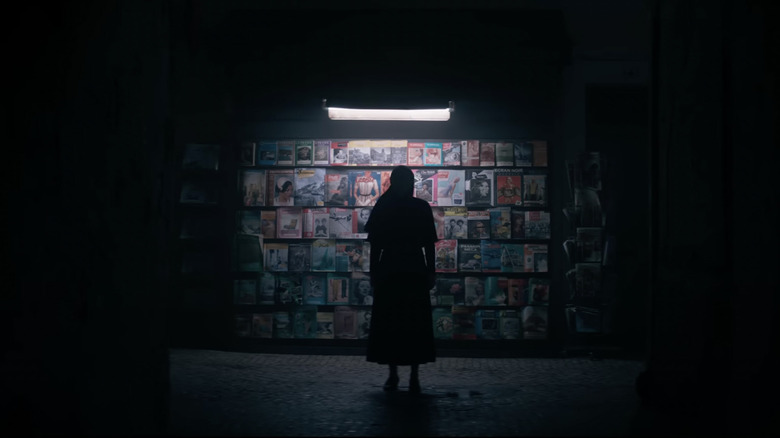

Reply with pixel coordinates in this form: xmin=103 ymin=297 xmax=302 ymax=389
xmin=267 ymin=169 xmax=295 ymax=206
xmin=488 ymin=207 xmax=512 ymax=239
xmin=237 ymin=210 xmax=262 ymax=236
xmin=250 ymin=313 xmax=273 ymax=338
xmin=424 ymin=142 xmax=443 ymax=166
xmin=499 ymin=309 xmax=521 ymax=339
xmin=413 ymin=168 xmax=437 ymax=205
xmin=349 ymin=170 xmax=381 ymax=207
xmin=575 ymin=262 xmax=601 ymax=301
xmin=576 ymin=227 xmax=603 ymax=263
xmin=510 ymin=209 xmax=525 ymax=239
xmin=182 ymin=143 xmax=220 ymax=170
xmin=465 ymin=169 xmax=494 ymax=207
xmin=347 ymin=140 xmax=371 ymax=166
xmin=514 ymin=141 xmax=533 ymax=167
xmin=328 ymin=208 xmax=354 ymax=238
xmin=495 ymin=142 xmax=514 ymax=167
xmin=479 ymin=142 xmax=496 ymax=167
xmin=524 ymin=211 xmax=551 ymax=239
xmin=238 ymin=142 xmax=255 ymax=166
xmin=234 ymin=233 xmax=262 ymax=272
xmin=273 ymin=310 xmax=293 ymax=338
xmin=276 ymin=140 xmax=294 ymax=166
xmin=464 ymin=276 xmax=486 ymax=306
xmin=432 ymin=207 xmax=446 ymax=240
xmin=260 ymin=209 xmax=277 ymax=239
xmin=369 ymin=140 xmax=393 ymax=166
xmin=330 ymin=141 xmax=349 ymax=165
xmin=480 ymin=240 xmax=502 ymax=273
xmin=436 ymin=276 xmax=465 ymax=306
xmin=327 ymin=273 xmax=350 ymax=304
xmin=257 ymin=141 xmax=277 ymax=166
xmin=452 ymin=306 xmax=477 ymax=340
xmin=264 ymin=242 xmax=289 ymax=272
xmin=311 ymin=239 xmax=336 ymax=272
xmin=288 ymin=242 xmax=312 ymax=272
xmin=528 ymin=277 xmax=550 ymax=305
xmin=442 ymin=141 xmax=463 ymax=166
xmin=390 ymin=140 xmax=408 ymax=165
xmin=531 ymin=140 xmax=548 ymax=167
xmin=295 ymin=140 xmax=314 ymax=166
xmin=313 ymin=140 xmax=331 ymax=165
xmin=500 ymin=243 xmax=525 ymax=273
xmin=258 ymin=273 xmax=276 ymax=304
xmin=463 ymin=140 xmax=480 ymax=166
xmin=436 ymin=169 xmax=465 ymax=206
xmin=349 ymin=272 xmax=374 ymax=306
xmin=458 ymin=243 xmax=482 ymax=272
xmin=276 ymin=207 xmax=302 ymax=238
xmin=432 ymin=307 xmax=454 ymax=339
xmin=521 ymin=306 xmax=548 ymax=340
xmin=522 ymin=170 xmax=547 ymax=207
xmin=316 ymin=311 xmax=335 ymax=339
xmin=443 ymin=207 xmax=468 ymax=239
xmin=276 ymin=273 xmax=302 ymax=305
xmin=484 ymin=276 xmax=509 ymax=306
xmin=325 ymin=168 xmax=350 ymax=206
xmin=378 ymin=169 xmax=393 ymax=197
xmin=302 ymin=273 xmax=327 ymax=305
xmin=475 ymin=309 xmax=500 ymax=339
xmin=507 ymin=278 xmax=528 ymax=306
xmin=333 ymin=306 xmax=358 ymax=339
xmin=524 ymin=244 xmax=548 ymax=273
xmin=494 ymin=168 xmax=524 ymax=206
xmin=293 ymin=167 xmax=326 ymax=206
xmin=239 ymin=169 xmax=266 ymax=207
xmin=352 ymin=207 xmax=372 ymax=238
xmin=293 ymin=305 xmax=318 ymax=339
xmin=356 ymin=308 xmax=371 ymax=340
xmin=467 ymin=209 xmax=491 ymax=239
xmin=434 ymin=239 xmax=458 ymax=273
xmin=407 ymin=142 xmax=424 ymax=166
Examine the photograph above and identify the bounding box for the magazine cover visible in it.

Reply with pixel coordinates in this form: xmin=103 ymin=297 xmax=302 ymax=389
xmin=424 ymin=142 xmax=443 ymax=166
xmin=436 ymin=276 xmax=465 ymax=306
xmin=575 ymin=262 xmax=601 ymax=301
xmin=378 ymin=169 xmax=392 ymax=196
xmin=327 ymin=273 xmax=350 ymax=304
xmin=295 ymin=140 xmax=314 ymax=166
xmin=234 ymin=234 xmax=262 ymax=272
xmin=495 ymin=142 xmax=514 ymax=167
xmin=310 ymin=208 xmax=330 ymax=239
xmin=514 ymin=141 xmax=533 ymax=167
xmin=268 ymin=169 xmax=295 ymax=206
xmin=182 ymin=143 xmax=220 ymax=170
xmin=276 ymin=140 xmax=294 ymax=166
xmin=432 ymin=207 xmax=446 ymax=240
xmin=369 ymin=140 xmax=393 ymax=166
xmin=494 ymin=169 xmax=524 ymax=206
xmin=330 ymin=141 xmax=349 ymax=165
xmin=235 ymin=315 xmax=251 ymax=337
xmin=237 ymin=210 xmax=262 ymax=236
xmin=313 ymin=140 xmax=331 ymax=165
xmin=500 ymin=243 xmax=525 ymax=273
xmin=521 ymin=306 xmax=548 ymax=340
xmin=276 ymin=207 xmax=302 ymax=238
xmin=303 ymin=273 xmax=327 ymax=305
xmin=575 ymin=187 xmax=603 ymax=227
xmin=485 ymin=276 xmax=509 ymax=306
xmin=442 ymin=141 xmax=463 ymax=166
xmin=488 ymin=207 xmax=512 ymax=239
xmin=507 ymin=277 xmax=529 ymax=306
xmin=452 ymin=306 xmax=477 ymax=340
xmin=479 ymin=142 xmax=496 ymax=167
xmin=576 ymin=227 xmax=603 ymax=263
xmin=463 ymin=140 xmax=480 ymax=166
xmin=352 ymin=207 xmax=372 ymax=238
xmin=467 ymin=209 xmax=491 ymax=239
xmin=436 ymin=169 xmax=464 ymax=206
xmin=443 ymin=207 xmax=468 ymax=239
xmin=293 ymin=305 xmax=318 ymax=339
xmin=238 ymin=142 xmax=255 ymax=167
xmin=524 ymin=211 xmax=551 ymax=239
xmin=276 ymin=273 xmax=302 ymax=305
xmin=347 ymin=140 xmax=371 ymax=166
xmin=264 ymin=242 xmax=289 ymax=272
xmin=406 ymin=141 xmax=425 ymax=166
xmin=179 ymin=180 xmax=218 ymax=204
xmin=260 ymin=209 xmax=277 ymax=239
xmin=349 ymin=170 xmax=381 ymax=207
xmin=293 ymin=167 xmax=326 ymax=206
xmin=524 ymin=244 xmax=548 ymax=273
xmin=464 ymin=276 xmax=486 ymax=306
xmin=523 ymin=170 xmax=547 ymax=207
xmin=233 ymin=279 xmax=257 ymax=305
xmin=390 ymin=139 xmax=408 ymax=165
xmin=356 ymin=308 xmax=372 ymax=340
xmin=349 ymin=272 xmax=374 ymax=305
xmin=475 ymin=309 xmax=501 ymax=339
xmin=575 ymin=151 xmax=602 ymax=190
xmin=257 ymin=141 xmax=277 ymax=166
xmin=273 ymin=311 xmax=293 ymax=339
xmin=325 ymin=169 xmax=350 ymax=206
xmin=288 ymin=242 xmax=312 ymax=272
xmin=465 ymin=169 xmax=494 ymax=206
xmin=258 ymin=272 xmax=276 ymax=304
xmin=333 ymin=306 xmax=357 ymax=339
xmin=250 ymin=313 xmax=273 ymax=338
xmin=311 ymin=239 xmax=336 ymax=272
xmin=531 ymin=140 xmax=548 ymax=167
xmin=528 ymin=277 xmax=550 ymax=305
xmin=434 ymin=239 xmax=458 ymax=273
xmin=510 ymin=209 xmax=525 ymax=239
xmin=316 ymin=311 xmax=335 ymax=339
xmin=432 ymin=307 xmax=454 ymax=339
xmin=328 ymin=208 xmax=354 ymax=238
xmin=334 ymin=240 xmax=351 ymax=273
xmin=458 ymin=242 xmax=482 ymax=272
xmin=480 ymin=240 xmax=502 ymax=273
xmin=240 ymin=169 xmax=266 ymax=207
xmin=412 ymin=168 xmax=437 ymax=205
xmin=499 ymin=309 xmax=521 ymax=339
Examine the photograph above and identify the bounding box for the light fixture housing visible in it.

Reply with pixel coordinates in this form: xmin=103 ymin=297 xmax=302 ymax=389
xmin=323 ymin=99 xmax=454 ymax=121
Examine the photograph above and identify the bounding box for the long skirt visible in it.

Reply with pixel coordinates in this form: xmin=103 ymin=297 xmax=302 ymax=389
xmin=366 ymin=273 xmax=436 ymax=365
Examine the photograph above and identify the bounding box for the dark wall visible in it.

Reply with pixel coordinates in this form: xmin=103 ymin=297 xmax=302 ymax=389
xmin=4 ymin=1 xmax=172 ymax=435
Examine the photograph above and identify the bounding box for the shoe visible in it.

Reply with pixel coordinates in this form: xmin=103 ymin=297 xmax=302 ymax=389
xmin=409 ymin=377 xmax=421 ymax=394
xmin=383 ymin=375 xmax=399 ymax=391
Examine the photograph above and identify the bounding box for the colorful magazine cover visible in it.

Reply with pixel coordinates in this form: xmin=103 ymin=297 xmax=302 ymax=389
xmin=488 ymin=207 xmax=512 ymax=239
xmin=528 ymin=277 xmax=550 ymax=305
xmin=325 ymin=168 xmax=350 ymax=206
xmin=463 ymin=140 xmax=480 ymax=166
xmin=480 ymin=240 xmax=502 ymax=273
xmin=356 ymin=308 xmax=372 ymax=340
xmin=443 ymin=207 xmax=468 ymax=239
xmin=268 ymin=169 xmax=295 ymax=206
xmin=327 ymin=274 xmax=350 ymax=304
xmin=524 ymin=244 xmax=549 ymax=273
xmin=485 ymin=276 xmax=509 ymax=306
xmin=378 ymin=169 xmax=393 ymax=196
xmin=458 ymin=243 xmax=482 ymax=272
xmin=352 ymin=207 xmax=372 ymax=238
xmin=293 ymin=167 xmax=326 ymax=206
xmin=407 ymin=141 xmax=424 ymax=166
xmin=500 ymin=243 xmax=525 ymax=273
xmin=432 ymin=207 xmax=446 ymax=240
xmin=238 ymin=141 xmax=255 ymax=166
xmin=494 ymin=169 xmax=524 ymax=206
xmin=276 ymin=273 xmax=302 ymax=305
xmin=436 ymin=276 xmax=465 ymax=305
xmin=239 ymin=169 xmax=266 ymax=207
xmin=523 ymin=170 xmax=547 ymax=207
xmin=276 ymin=207 xmax=302 ymax=238
xmin=510 ymin=209 xmax=525 ymax=239
xmin=330 ymin=141 xmax=349 ymax=165
xmin=413 ymin=168 xmax=437 ymax=205
xmin=452 ymin=306 xmax=477 ymax=340
xmin=349 ymin=272 xmax=374 ymax=306
xmin=442 ymin=141 xmax=463 ymax=166
xmin=436 ymin=169 xmax=465 ymax=206
xmin=295 ymin=140 xmax=314 ymax=166
xmin=260 ymin=209 xmax=277 ymax=239
xmin=349 ymin=170 xmax=381 ymax=207
xmin=479 ymin=142 xmax=496 ymax=167
xmin=423 ymin=142 xmax=443 ymax=166
xmin=257 ymin=141 xmax=277 ymax=166
xmin=434 ymin=239 xmax=458 ymax=273
xmin=347 ymin=140 xmax=371 ymax=166
xmin=499 ymin=309 xmax=521 ymax=339
xmin=276 ymin=140 xmax=294 ymax=166
xmin=467 ymin=209 xmax=491 ymax=239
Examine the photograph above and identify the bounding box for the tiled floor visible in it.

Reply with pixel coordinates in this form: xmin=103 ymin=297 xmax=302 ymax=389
xmin=166 ymin=348 xmax=706 ymax=436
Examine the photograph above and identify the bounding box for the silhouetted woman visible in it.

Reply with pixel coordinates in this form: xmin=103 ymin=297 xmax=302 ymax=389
xmin=364 ymin=166 xmax=437 ymax=394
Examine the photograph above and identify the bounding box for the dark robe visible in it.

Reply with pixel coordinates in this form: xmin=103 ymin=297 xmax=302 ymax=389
xmin=364 ymin=187 xmax=438 ymax=365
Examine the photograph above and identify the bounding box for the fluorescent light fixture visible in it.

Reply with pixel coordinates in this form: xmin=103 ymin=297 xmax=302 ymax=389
xmin=323 ymin=99 xmax=454 ymax=121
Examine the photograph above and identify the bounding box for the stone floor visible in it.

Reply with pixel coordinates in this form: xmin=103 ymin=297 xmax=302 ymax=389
xmin=166 ymin=348 xmax=729 ymax=437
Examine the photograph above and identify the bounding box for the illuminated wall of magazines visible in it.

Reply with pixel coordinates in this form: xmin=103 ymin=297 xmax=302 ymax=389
xmin=182 ymin=139 xmax=552 ymax=343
